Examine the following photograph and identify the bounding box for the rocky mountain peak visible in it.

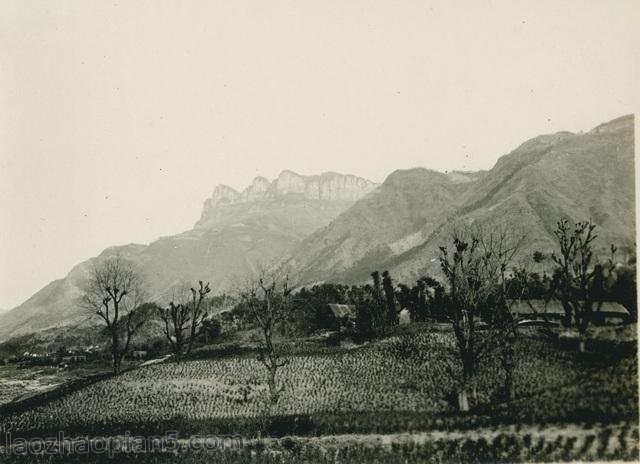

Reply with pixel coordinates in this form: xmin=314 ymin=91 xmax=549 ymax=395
xmin=274 ymin=170 xmax=307 ymax=196
xmin=243 ymin=176 xmax=271 ymax=202
xmin=207 ymin=184 xmax=241 ymax=206
xmin=204 ymin=171 xmax=377 ymax=208
xmin=196 ymin=170 xmax=379 ymax=229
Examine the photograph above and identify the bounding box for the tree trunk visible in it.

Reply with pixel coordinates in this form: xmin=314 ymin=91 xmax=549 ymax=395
xmin=505 ymin=368 xmax=514 ymax=402
xmin=502 ymin=341 xmax=515 ymax=403
xmin=268 ymin=366 xmax=279 ymax=405
xmin=175 ymin=336 xmax=184 ymax=362
xmin=579 ymin=338 xmax=586 ymax=353
xmin=112 ymin=331 xmax=121 ymax=375
xmin=458 ymin=389 xmax=470 ymax=412
xmin=458 ymin=353 xmax=474 ymax=412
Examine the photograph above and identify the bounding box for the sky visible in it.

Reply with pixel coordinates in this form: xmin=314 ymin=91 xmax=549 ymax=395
xmin=1 ymin=0 xmax=639 ymax=309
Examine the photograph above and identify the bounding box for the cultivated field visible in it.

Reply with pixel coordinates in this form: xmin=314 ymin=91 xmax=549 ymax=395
xmin=1 ymin=328 xmax=637 ymax=459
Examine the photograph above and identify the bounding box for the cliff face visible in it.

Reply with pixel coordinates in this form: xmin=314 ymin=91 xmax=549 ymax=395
xmin=197 ymin=171 xmax=378 ymax=228
xmin=273 ymin=171 xmax=378 ymax=201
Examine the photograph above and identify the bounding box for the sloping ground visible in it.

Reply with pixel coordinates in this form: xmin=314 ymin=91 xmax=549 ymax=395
xmin=392 ymin=114 xmax=636 ymax=282
xmin=288 ymin=115 xmax=635 ymax=286
xmin=286 ymin=168 xmax=474 ymax=284
xmin=1 ymin=329 xmax=636 ymax=442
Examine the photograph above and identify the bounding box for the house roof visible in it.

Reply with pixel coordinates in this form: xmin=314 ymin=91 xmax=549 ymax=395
xmin=508 ymin=300 xmax=564 ymax=316
xmin=507 ymin=300 xmax=629 ymax=316
xmin=328 ymin=304 xmax=356 ymax=319
xmin=597 ymin=302 xmax=631 ymax=315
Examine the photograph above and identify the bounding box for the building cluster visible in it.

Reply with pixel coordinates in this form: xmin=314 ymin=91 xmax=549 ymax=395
xmin=2 ymin=345 xmax=101 ymax=368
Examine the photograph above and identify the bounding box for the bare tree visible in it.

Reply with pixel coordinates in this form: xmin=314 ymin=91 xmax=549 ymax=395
xmin=186 ymin=281 xmax=212 ymax=354
xmin=239 ymin=270 xmax=292 ymax=405
xmin=551 ymin=218 xmax=616 ymax=350
xmin=439 ymin=225 xmax=522 ymax=411
xmin=82 ymin=256 xmax=148 ymax=374
xmin=159 ymin=281 xmax=212 ymax=358
xmin=158 ymin=287 xmax=190 ymax=359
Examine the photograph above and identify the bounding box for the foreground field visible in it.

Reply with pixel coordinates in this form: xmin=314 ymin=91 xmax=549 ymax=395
xmin=0 ymin=327 xmax=637 ymax=462
xmin=2 ymin=329 xmax=637 ymax=433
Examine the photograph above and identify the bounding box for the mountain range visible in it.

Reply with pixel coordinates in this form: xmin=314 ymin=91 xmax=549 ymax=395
xmin=289 ymin=115 xmax=635 ymax=285
xmin=0 ymin=115 xmax=635 ymax=341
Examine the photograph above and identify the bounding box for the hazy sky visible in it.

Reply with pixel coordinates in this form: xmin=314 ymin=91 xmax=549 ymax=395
xmin=1 ymin=0 xmax=639 ymax=309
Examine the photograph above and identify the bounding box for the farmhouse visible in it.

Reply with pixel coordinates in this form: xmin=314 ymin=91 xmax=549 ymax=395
xmin=508 ymin=300 xmax=630 ymax=325
xmin=591 ymin=302 xmax=631 ymax=324
xmin=398 ymin=308 xmax=411 ymax=325
xmin=132 ymin=350 xmax=148 ymax=360
xmin=328 ymin=304 xmax=356 ymax=329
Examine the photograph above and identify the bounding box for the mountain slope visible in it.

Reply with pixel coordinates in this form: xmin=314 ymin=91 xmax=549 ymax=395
xmin=286 ymin=169 xmax=480 ymax=283
xmin=289 ymin=114 xmax=635 ymax=285
xmin=0 ymin=171 xmax=377 ymax=341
